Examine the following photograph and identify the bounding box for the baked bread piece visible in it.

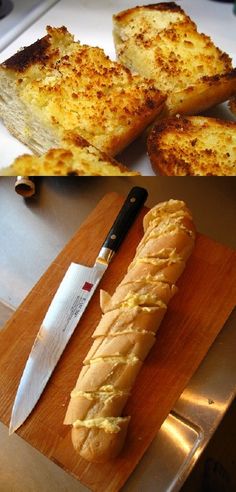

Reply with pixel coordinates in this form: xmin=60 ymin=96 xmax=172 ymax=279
xmin=148 ymin=115 xmax=236 ymax=176
xmin=0 ymin=26 xmax=165 ymax=157
xmin=113 ymin=2 xmax=236 ymax=117
xmin=0 ymin=135 xmax=139 ymax=176
xmin=64 ymin=199 xmax=195 ymax=463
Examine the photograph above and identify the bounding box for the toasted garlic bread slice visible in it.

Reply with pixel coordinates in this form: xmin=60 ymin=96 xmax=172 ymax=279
xmin=113 ymin=2 xmax=236 ymax=116
xmin=0 ymin=26 xmax=165 ymax=157
xmin=1 ymin=135 xmax=139 ymax=176
xmin=148 ymin=115 xmax=236 ymax=176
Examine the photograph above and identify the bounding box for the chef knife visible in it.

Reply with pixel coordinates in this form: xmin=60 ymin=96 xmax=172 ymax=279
xmin=9 ymin=186 xmax=148 ymax=434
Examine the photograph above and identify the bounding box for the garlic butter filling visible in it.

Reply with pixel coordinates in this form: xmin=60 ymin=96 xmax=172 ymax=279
xmin=120 ymin=293 xmax=167 ymax=309
xmin=71 ymin=387 xmax=129 ymax=400
xmin=123 ymin=272 xmax=168 ymax=284
xmin=86 ymin=354 xmax=140 ymax=366
xmin=120 ymin=278 xmax=169 ymax=288
xmin=73 ymin=416 xmax=130 ymax=433
xmin=146 ymin=212 xmax=192 ymax=235
xmin=138 ymin=222 xmax=194 ymax=251
xmin=107 ymin=328 xmax=156 ymax=336
xmin=145 ymin=247 xmax=182 ymax=260
xmin=130 ymin=250 xmax=184 ymax=269
xmin=147 ymin=205 xmax=191 ymax=222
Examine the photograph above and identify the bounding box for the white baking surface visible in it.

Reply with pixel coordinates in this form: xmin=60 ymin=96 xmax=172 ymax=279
xmin=0 ymin=0 xmax=235 ymax=174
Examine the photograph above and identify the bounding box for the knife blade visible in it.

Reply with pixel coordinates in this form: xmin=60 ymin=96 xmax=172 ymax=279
xmin=9 ymin=186 xmax=148 ymax=434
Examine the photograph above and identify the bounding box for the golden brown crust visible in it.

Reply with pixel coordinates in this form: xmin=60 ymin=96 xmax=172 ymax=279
xmin=2 ymin=36 xmax=51 ymax=73
xmin=114 ymin=2 xmax=185 ymax=21
xmin=148 ymin=115 xmax=236 ymax=176
xmin=166 ymin=69 xmax=236 ymax=117
xmin=0 ymin=26 xmax=165 ymax=158
xmin=2 ymin=26 xmax=71 ymax=74
xmin=1 ymin=140 xmax=139 ymax=176
xmin=113 ymin=2 xmax=235 ymax=116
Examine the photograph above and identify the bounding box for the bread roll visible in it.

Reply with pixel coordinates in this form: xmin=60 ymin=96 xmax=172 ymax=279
xmin=64 ymin=199 xmax=195 ymax=462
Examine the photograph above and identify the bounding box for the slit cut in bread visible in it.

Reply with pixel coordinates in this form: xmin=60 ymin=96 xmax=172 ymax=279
xmin=0 ymin=135 xmax=139 ymax=176
xmin=0 ymin=26 xmax=165 ymax=157
xmin=64 ymin=199 xmax=196 ymax=463
xmin=148 ymin=115 xmax=236 ymax=176
xmin=113 ymin=2 xmax=236 ymax=117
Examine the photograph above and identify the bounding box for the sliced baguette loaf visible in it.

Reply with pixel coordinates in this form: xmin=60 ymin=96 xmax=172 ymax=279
xmin=148 ymin=115 xmax=236 ymax=176
xmin=113 ymin=2 xmax=236 ymax=117
xmin=0 ymin=26 xmax=165 ymax=157
xmin=0 ymin=135 xmax=138 ymax=176
xmin=64 ymin=199 xmax=195 ymax=463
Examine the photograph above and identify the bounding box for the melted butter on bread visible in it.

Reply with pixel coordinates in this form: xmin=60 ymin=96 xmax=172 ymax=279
xmin=2 ymin=142 xmax=139 ymax=176
xmin=120 ymin=293 xmax=167 ymax=309
xmin=113 ymin=3 xmax=236 ymax=117
xmin=148 ymin=115 xmax=236 ymax=176
xmin=0 ymin=26 xmax=165 ymax=158
xmin=71 ymin=387 xmax=128 ymax=401
xmin=73 ymin=416 xmax=130 ymax=433
xmin=86 ymin=354 xmax=140 ymax=366
xmin=107 ymin=328 xmax=156 ymax=336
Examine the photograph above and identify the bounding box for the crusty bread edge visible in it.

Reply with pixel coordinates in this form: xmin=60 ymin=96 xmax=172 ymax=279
xmin=113 ymin=2 xmax=186 ymax=23
xmin=147 ymin=115 xmax=236 ymax=176
xmin=165 ymin=69 xmax=236 ymax=117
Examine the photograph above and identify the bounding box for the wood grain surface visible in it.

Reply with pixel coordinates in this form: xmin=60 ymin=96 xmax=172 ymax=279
xmin=0 ymin=192 xmax=236 ymax=492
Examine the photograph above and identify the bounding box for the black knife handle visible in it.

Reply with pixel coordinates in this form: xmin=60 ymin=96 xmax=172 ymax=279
xmin=102 ymin=186 xmax=148 ymax=253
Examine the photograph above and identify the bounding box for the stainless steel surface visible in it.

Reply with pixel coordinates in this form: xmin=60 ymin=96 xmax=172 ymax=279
xmin=124 ymin=308 xmax=236 ymax=492
xmin=124 ymin=413 xmax=203 ymax=492
xmin=0 ymin=0 xmax=59 ymax=52
xmin=0 ymin=176 xmax=236 ymax=492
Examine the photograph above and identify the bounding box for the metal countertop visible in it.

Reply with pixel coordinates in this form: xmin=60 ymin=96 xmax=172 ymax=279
xmin=0 ymin=176 xmax=236 ymax=492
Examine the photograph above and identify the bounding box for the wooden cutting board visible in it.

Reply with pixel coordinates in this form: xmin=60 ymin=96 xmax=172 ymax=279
xmin=0 ymin=192 xmax=236 ymax=492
